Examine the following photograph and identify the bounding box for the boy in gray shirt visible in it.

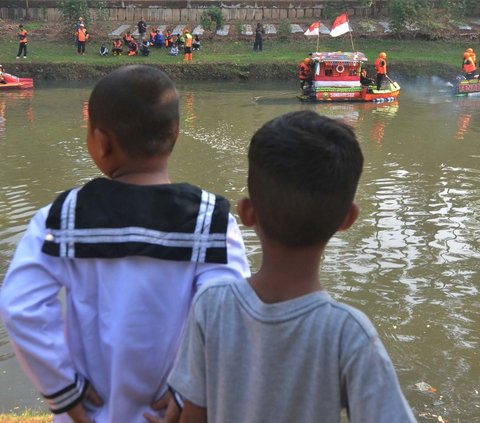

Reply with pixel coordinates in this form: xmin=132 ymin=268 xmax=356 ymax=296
xmin=161 ymin=111 xmax=417 ymax=423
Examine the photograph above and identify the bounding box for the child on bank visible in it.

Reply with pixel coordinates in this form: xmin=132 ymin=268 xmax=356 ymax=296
xmin=0 ymin=65 xmax=250 ymax=423
xmin=166 ymin=111 xmax=417 ymax=423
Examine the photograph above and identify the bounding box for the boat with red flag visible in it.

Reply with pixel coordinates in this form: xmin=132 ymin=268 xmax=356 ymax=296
xmin=297 ymin=51 xmax=400 ymax=103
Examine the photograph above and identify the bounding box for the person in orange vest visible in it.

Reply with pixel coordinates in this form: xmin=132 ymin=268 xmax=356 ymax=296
xmin=374 ymin=52 xmax=387 ymax=90
xmin=77 ymin=23 xmax=88 ymax=55
xmin=123 ymin=31 xmax=134 ymax=47
xmin=184 ymin=28 xmax=193 ymax=61
xmin=128 ymin=40 xmax=138 ymax=56
xmin=298 ymin=57 xmax=313 ymax=93
xmin=16 ymin=24 xmax=28 ymax=59
xmin=465 ymin=47 xmax=476 ymax=67
xmin=462 ymin=51 xmax=477 ymax=79
xmin=112 ymin=38 xmax=123 ymax=56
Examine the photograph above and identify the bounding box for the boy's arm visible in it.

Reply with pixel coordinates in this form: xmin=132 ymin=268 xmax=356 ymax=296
xmin=0 ymin=207 xmax=91 ymax=415
xmin=342 ymin=335 xmax=417 ymax=423
xmin=179 ymin=401 xmax=207 ymax=423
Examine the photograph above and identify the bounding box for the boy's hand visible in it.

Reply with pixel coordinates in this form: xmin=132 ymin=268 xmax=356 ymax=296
xmin=143 ymin=391 xmax=180 ymax=423
xmin=66 ymin=384 xmax=103 ymax=423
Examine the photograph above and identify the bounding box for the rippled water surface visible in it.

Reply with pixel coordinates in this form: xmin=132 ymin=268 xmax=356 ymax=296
xmin=0 ymin=80 xmax=479 ymax=421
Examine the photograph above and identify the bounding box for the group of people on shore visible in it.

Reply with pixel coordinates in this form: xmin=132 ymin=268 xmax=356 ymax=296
xmin=0 ymin=64 xmax=417 ymax=423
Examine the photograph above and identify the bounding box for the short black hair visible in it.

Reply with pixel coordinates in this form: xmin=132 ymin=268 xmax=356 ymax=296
xmin=248 ymin=111 xmax=363 ymax=247
xmin=88 ymin=65 xmax=179 ymax=157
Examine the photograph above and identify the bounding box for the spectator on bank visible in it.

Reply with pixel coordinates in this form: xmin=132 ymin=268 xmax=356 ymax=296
xmin=100 ymin=44 xmax=109 ymax=56
xmin=128 ymin=40 xmax=138 ymax=56
xmin=112 ymin=38 xmax=123 ymax=56
xmin=76 ymin=23 xmax=88 ymax=55
xmin=123 ymin=31 xmax=134 ymax=48
xmin=192 ymin=35 xmax=200 ymax=51
xmin=140 ymin=39 xmax=150 ymax=56
xmin=253 ymin=22 xmax=264 ymax=52
xmin=16 ymin=24 xmax=28 ymax=59
xmin=137 ymin=17 xmax=147 ymax=41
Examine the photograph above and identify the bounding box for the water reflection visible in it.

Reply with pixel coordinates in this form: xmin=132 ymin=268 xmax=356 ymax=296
xmin=0 ymin=81 xmax=479 ymax=421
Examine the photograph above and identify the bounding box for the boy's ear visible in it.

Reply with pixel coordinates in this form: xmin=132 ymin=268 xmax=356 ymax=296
xmin=237 ymin=197 xmax=256 ymax=227
xmin=92 ymin=128 xmax=113 ymax=158
xmin=338 ymin=202 xmax=359 ymax=232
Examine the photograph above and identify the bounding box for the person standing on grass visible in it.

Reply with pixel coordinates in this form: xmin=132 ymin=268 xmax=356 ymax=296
xmin=253 ymin=22 xmax=264 ymax=52
xmin=138 ymin=16 xmax=147 ymax=42
xmin=16 ymin=24 xmax=28 ymax=59
xmin=77 ymin=23 xmax=88 ymax=55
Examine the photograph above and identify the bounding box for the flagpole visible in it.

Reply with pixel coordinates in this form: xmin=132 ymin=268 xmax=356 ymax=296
xmin=349 ymin=29 xmax=355 ymax=51
xmin=316 ymin=32 xmax=320 ymax=52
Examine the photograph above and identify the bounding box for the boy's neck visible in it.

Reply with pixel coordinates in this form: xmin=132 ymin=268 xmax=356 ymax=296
xmin=110 ymin=157 xmax=171 ymax=185
xmin=249 ymin=242 xmax=325 ymax=304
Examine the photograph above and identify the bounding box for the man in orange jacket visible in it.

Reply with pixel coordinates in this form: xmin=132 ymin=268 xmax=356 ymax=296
xmin=184 ymin=28 xmax=193 ymax=61
xmin=374 ymin=52 xmax=387 ymax=90
xmin=462 ymin=52 xmax=477 ymax=79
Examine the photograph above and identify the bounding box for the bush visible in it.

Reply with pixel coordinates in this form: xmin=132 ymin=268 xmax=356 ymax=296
xmin=389 ymin=0 xmax=427 ymax=33
xmin=278 ymin=19 xmax=291 ymax=40
xmin=200 ymin=6 xmax=224 ymax=33
xmin=59 ymin=0 xmax=89 ymax=26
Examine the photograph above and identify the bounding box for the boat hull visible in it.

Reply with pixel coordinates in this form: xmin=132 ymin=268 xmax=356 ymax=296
xmin=453 ymin=77 xmax=480 ymax=96
xmin=298 ymin=81 xmax=401 ymax=103
xmin=0 ymin=74 xmax=34 ymax=90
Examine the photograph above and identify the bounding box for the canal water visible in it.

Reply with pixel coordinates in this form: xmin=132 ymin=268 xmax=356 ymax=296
xmin=0 ymin=80 xmax=479 ymax=422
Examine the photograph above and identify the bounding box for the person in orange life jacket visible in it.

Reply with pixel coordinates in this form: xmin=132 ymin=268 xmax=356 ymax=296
xmin=465 ymin=48 xmax=476 ymax=67
xmin=183 ymin=28 xmax=193 ymax=61
xmin=298 ymin=57 xmax=313 ymax=93
xmin=462 ymin=52 xmax=477 ymax=79
xmin=374 ymin=52 xmax=387 ymax=90
xmin=16 ymin=24 xmax=28 ymax=59
xmin=77 ymin=23 xmax=88 ymax=55
xmin=112 ymin=38 xmax=123 ymax=56
xmin=128 ymin=40 xmax=138 ymax=56
xmin=123 ymin=31 xmax=134 ymax=47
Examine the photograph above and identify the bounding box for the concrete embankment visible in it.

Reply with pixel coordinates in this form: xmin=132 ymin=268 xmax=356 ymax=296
xmin=2 ymin=61 xmax=460 ymax=82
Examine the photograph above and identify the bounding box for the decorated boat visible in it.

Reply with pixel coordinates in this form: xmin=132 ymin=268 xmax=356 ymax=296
xmin=0 ymin=72 xmax=34 ymax=90
xmin=297 ymin=51 xmax=400 ymax=103
xmin=451 ymin=75 xmax=480 ymax=96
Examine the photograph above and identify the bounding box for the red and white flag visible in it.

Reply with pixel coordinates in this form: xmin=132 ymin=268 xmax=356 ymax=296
xmin=330 ymin=13 xmax=351 ymax=37
xmin=304 ymin=21 xmax=320 ymax=36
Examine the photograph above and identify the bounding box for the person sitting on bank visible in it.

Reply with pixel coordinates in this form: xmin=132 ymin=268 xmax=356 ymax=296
xmin=112 ymin=38 xmax=123 ymax=56
xmin=140 ymin=38 xmax=150 ymax=57
xmin=152 ymin=31 xmax=165 ymax=48
xmin=192 ymin=35 xmax=200 ymax=51
xmin=100 ymin=44 xmax=109 ymax=56
xmin=123 ymin=31 xmax=134 ymax=47
xmin=169 ymin=43 xmax=179 ymax=56
xmin=463 ymin=51 xmax=477 ymax=80
xmin=128 ymin=40 xmax=138 ymax=56
xmin=374 ymin=52 xmax=387 ymax=90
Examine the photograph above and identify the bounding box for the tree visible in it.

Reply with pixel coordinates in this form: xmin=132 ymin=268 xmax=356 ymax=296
xmin=200 ymin=6 xmax=224 ymax=33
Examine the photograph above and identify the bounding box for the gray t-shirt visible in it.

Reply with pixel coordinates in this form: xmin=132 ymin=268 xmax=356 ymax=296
xmin=168 ymin=278 xmax=417 ymax=423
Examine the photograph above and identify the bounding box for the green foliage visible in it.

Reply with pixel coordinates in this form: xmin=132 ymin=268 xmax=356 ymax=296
xmin=200 ymin=6 xmax=224 ymax=32
xmin=389 ymin=0 xmax=428 ymax=33
xmin=322 ymin=1 xmax=347 ymax=19
xmin=278 ymin=19 xmax=291 ymax=40
xmin=90 ymin=0 xmax=108 ymax=22
xmin=58 ymin=0 xmax=89 ymax=26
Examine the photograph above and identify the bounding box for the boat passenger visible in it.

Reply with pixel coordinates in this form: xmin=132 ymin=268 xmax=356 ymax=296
xmin=462 ymin=52 xmax=477 ymax=80
xmin=465 ymin=48 xmax=476 ymax=67
xmin=298 ymin=57 xmax=313 ymax=93
xmin=112 ymin=38 xmax=123 ymax=56
xmin=374 ymin=52 xmax=387 ymax=90
xmin=0 ymin=65 xmax=6 ymax=84
xmin=360 ymin=68 xmax=375 ymax=86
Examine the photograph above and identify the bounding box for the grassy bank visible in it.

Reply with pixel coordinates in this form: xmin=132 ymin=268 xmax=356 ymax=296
xmin=0 ymin=412 xmax=50 ymax=423
xmin=0 ymin=36 xmax=464 ymax=81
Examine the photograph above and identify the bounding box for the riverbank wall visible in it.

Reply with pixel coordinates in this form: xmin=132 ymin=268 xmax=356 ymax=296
xmin=4 ymin=61 xmax=459 ymax=82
